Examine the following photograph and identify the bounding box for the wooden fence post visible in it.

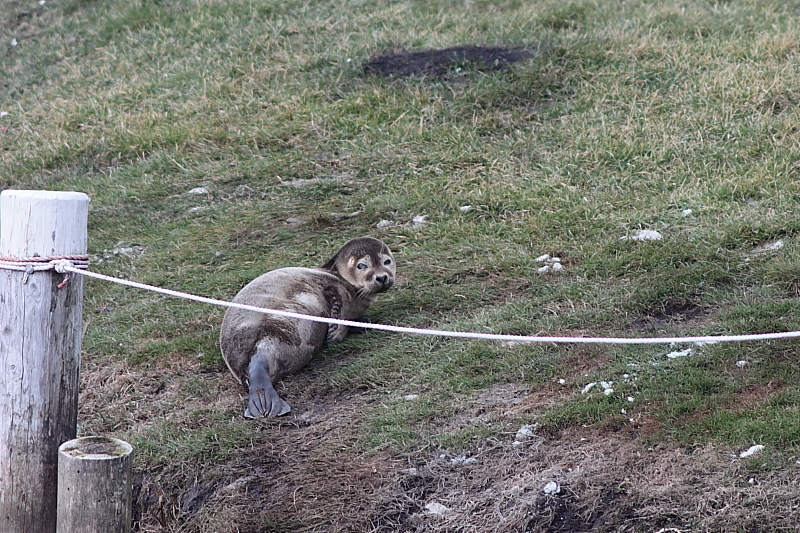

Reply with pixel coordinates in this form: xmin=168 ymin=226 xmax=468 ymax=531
xmin=0 ymin=190 xmax=89 ymax=533
xmin=57 ymin=436 xmax=133 ymax=533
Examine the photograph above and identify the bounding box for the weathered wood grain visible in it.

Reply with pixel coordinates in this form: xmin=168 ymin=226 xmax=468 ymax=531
xmin=0 ymin=190 xmax=89 ymax=533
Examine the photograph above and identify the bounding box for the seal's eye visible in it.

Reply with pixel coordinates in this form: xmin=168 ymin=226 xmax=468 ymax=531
xmin=357 ymin=263 xmax=368 ymax=270
xmin=384 ymin=259 xmax=392 ymax=266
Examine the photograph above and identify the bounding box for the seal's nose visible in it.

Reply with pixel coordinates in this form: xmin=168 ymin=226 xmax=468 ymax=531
xmin=375 ymin=274 xmax=388 ymax=285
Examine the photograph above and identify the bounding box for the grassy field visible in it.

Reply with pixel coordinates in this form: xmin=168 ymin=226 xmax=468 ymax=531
xmin=3 ymin=0 xmax=800 ymax=530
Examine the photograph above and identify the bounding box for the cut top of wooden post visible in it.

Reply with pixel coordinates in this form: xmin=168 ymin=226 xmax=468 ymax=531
xmin=59 ymin=436 xmax=133 ymax=460
xmin=0 ymin=190 xmax=90 ymax=257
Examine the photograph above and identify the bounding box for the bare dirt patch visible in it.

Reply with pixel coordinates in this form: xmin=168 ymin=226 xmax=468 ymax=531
xmin=364 ymin=45 xmax=533 ymax=78
xmin=732 ymin=380 xmax=786 ymax=411
xmin=560 ymin=345 xmax=611 ymax=377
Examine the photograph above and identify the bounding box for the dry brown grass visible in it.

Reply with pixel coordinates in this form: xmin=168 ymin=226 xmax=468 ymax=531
xmin=78 ymin=356 xmax=800 ymax=533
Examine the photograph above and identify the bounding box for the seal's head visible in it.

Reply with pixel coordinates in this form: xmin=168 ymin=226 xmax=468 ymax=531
xmin=322 ymin=237 xmax=395 ymax=295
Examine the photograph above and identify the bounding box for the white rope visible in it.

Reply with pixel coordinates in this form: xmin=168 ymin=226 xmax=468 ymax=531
xmin=0 ymin=257 xmax=90 ymax=272
xmin=53 ymin=264 xmax=800 ymax=346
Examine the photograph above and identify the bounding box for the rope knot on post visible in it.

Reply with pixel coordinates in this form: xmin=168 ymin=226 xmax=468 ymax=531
xmin=49 ymin=258 xmax=81 ymax=288
xmin=52 ymin=259 xmax=74 ymax=274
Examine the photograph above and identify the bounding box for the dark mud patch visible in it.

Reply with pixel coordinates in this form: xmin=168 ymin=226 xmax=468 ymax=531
xmin=364 ymin=45 xmax=533 ymax=78
xmin=526 ymin=490 xmax=631 ymax=532
xmin=633 ymin=302 xmax=706 ymax=331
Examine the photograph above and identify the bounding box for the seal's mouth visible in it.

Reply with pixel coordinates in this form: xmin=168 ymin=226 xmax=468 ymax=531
xmin=367 ymin=277 xmax=394 ymax=294
xmin=375 ymin=281 xmax=394 ymax=293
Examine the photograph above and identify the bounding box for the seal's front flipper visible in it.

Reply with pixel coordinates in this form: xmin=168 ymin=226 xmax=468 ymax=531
xmin=244 ymin=350 xmax=291 ymax=418
xmin=323 ymin=286 xmax=348 ymax=344
xmin=326 ymin=324 xmax=349 ymax=345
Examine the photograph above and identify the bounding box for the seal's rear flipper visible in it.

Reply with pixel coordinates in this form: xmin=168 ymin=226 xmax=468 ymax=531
xmin=244 ymin=350 xmax=291 ymax=418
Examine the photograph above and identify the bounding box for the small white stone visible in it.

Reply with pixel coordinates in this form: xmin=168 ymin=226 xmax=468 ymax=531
xmin=534 ymin=254 xmax=551 ymax=262
xmin=752 ymin=240 xmax=784 ymax=255
xmin=515 ymin=424 xmax=538 ymax=441
xmin=627 ymin=396 xmax=635 ymax=402
xmin=410 ymin=215 xmax=428 ymax=228
xmin=558 ymin=379 xmax=566 ymax=385
xmin=581 ymin=382 xmax=597 ymax=394
xmin=543 ymin=481 xmax=560 ymax=495
xmin=459 ymin=205 xmax=472 ymax=213
xmin=0 ymin=111 xmax=8 ymax=117
xmin=624 ymin=229 xmax=662 ymax=241
xmin=603 ymin=388 xmax=614 ymax=396
xmin=188 ymin=187 xmax=209 ymax=195
xmin=600 ymin=381 xmax=613 ymax=390
xmin=681 ymin=209 xmax=693 ymax=216
xmin=736 ymin=360 xmax=747 ymax=368
xmin=739 ymin=445 xmax=765 ymax=458
xmin=551 ymin=262 xmax=564 ymax=271
xmin=537 ymin=265 xmax=550 ymax=273
xmin=550 ymin=257 xmax=561 ymax=263
xmin=376 ymin=219 xmax=395 ymax=228
xmin=620 ymin=408 xmax=626 ymax=414
xmin=403 ymin=394 xmax=419 ymax=401
xmin=11 ymin=39 xmax=18 ymax=47
xmin=666 ymin=348 xmax=693 ymax=359
xmin=425 ymin=502 xmax=449 ymax=515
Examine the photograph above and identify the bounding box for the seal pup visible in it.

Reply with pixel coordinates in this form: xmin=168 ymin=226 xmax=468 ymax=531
xmin=219 ymin=237 xmax=396 ymax=418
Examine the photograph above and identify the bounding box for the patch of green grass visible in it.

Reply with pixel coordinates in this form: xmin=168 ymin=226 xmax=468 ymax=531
xmin=690 ymin=396 xmax=800 ymax=447
xmin=130 ymin=409 xmax=256 ymax=469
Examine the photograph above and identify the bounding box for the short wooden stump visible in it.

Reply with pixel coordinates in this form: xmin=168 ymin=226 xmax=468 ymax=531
xmin=57 ymin=436 xmax=133 ymax=533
